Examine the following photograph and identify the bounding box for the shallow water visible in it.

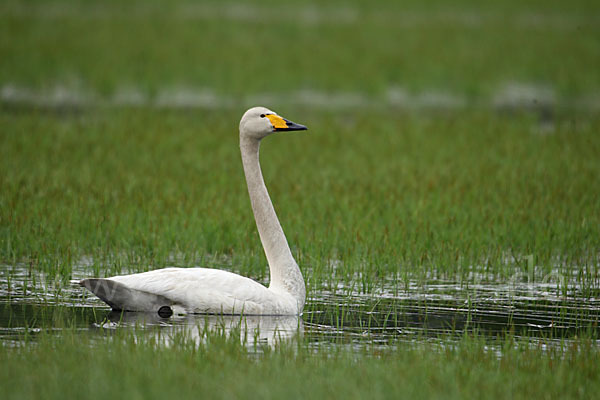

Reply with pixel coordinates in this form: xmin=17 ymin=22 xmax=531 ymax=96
xmin=1 ymin=263 xmax=599 ymax=350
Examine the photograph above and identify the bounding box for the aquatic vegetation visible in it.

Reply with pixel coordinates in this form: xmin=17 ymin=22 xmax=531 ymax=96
xmin=1 ymin=327 xmax=600 ymax=400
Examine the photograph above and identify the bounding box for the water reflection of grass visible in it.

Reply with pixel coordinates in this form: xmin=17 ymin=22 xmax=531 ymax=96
xmin=2 ymin=0 xmax=600 ymax=397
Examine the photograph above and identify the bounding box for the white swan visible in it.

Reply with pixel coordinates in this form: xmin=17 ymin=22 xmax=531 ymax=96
xmin=80 ymin=107 xmax=307 ymax=315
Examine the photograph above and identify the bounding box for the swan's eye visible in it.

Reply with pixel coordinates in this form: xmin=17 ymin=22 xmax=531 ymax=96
xmin=260 ymin=114 xmax=266 ymax=118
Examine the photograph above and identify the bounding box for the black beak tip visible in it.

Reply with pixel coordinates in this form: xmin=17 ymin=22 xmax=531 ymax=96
xmin=277 ymin=119 xmax=308 ymax=131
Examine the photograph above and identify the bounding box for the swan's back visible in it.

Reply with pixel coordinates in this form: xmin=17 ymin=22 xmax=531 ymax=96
xmin=81 ymin=268 xmax=299 ymax=314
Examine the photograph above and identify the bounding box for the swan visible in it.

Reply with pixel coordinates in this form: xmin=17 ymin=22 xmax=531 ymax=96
xmin=80 ymin=107 xmax=307 ymax=315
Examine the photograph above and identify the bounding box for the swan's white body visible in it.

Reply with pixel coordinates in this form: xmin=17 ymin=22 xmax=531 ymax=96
xmin=81 ymin=107 xmax=307 ymax=315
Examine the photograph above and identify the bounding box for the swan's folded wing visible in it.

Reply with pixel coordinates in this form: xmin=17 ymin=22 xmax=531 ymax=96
xmin=107 ymin=267 xmax=272 ymax=314
xmin=80 ymin=278 xmax=172 ymax=311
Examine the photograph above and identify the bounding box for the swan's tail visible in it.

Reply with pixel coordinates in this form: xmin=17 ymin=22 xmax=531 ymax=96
xmin=79 ymin=278 xmax=172 ymax=312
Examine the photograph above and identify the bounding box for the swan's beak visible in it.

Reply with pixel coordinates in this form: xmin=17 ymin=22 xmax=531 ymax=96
xmin=266 ymin=114 xmax=308 ymax=132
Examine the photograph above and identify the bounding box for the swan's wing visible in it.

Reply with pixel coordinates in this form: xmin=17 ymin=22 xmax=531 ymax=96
xmin=103 ymin=267 xmax=273 ymax=314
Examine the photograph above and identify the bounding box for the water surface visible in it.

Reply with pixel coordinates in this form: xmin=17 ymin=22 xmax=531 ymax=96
xmin=1 ymin=263 xmax=598 ymax=350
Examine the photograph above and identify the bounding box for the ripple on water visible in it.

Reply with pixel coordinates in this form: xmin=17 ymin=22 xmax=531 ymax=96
xmin=1 ymin=263 xmax=599 ymax=352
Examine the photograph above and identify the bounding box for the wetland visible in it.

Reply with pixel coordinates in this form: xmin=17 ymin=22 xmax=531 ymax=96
xmin=1 ymin=0 xmax=600 ymax=398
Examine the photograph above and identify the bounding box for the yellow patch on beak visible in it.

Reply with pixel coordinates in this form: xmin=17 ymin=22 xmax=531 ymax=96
xmin=266 ymin=114 xmax=288 ymax=130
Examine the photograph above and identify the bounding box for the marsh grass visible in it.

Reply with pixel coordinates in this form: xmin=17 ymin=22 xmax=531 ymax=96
xmin=1 ymin=108 xmax=599 ymax=291
xmin=1 ymin=326 xmax=600 ymax=400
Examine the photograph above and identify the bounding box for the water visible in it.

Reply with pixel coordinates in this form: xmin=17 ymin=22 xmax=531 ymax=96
xmin=1 ymin=263 xmax=598 ymax=350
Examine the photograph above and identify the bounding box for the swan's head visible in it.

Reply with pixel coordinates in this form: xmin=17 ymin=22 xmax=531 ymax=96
xmin=239 ymin=106 xmax=307 ymax=140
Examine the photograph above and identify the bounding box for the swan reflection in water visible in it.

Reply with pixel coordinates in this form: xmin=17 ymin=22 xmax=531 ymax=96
xmin=96 ymin=311 xmax=303 ymax=347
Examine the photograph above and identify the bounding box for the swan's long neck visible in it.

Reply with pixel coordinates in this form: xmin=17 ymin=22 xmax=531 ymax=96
xmin=240 ymin=135 xmax=305 ymax=304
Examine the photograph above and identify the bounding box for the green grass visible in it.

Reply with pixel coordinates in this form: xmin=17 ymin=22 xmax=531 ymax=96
xmin=1 ymin=329 xmax=599 ymax=400
xmin=1 ymin=108 xmax=599 ymax=289
xmin=1 ymin=0 xmax=599 ymax=97
xmin=1 ymin=0 xmax=600 ymax=398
